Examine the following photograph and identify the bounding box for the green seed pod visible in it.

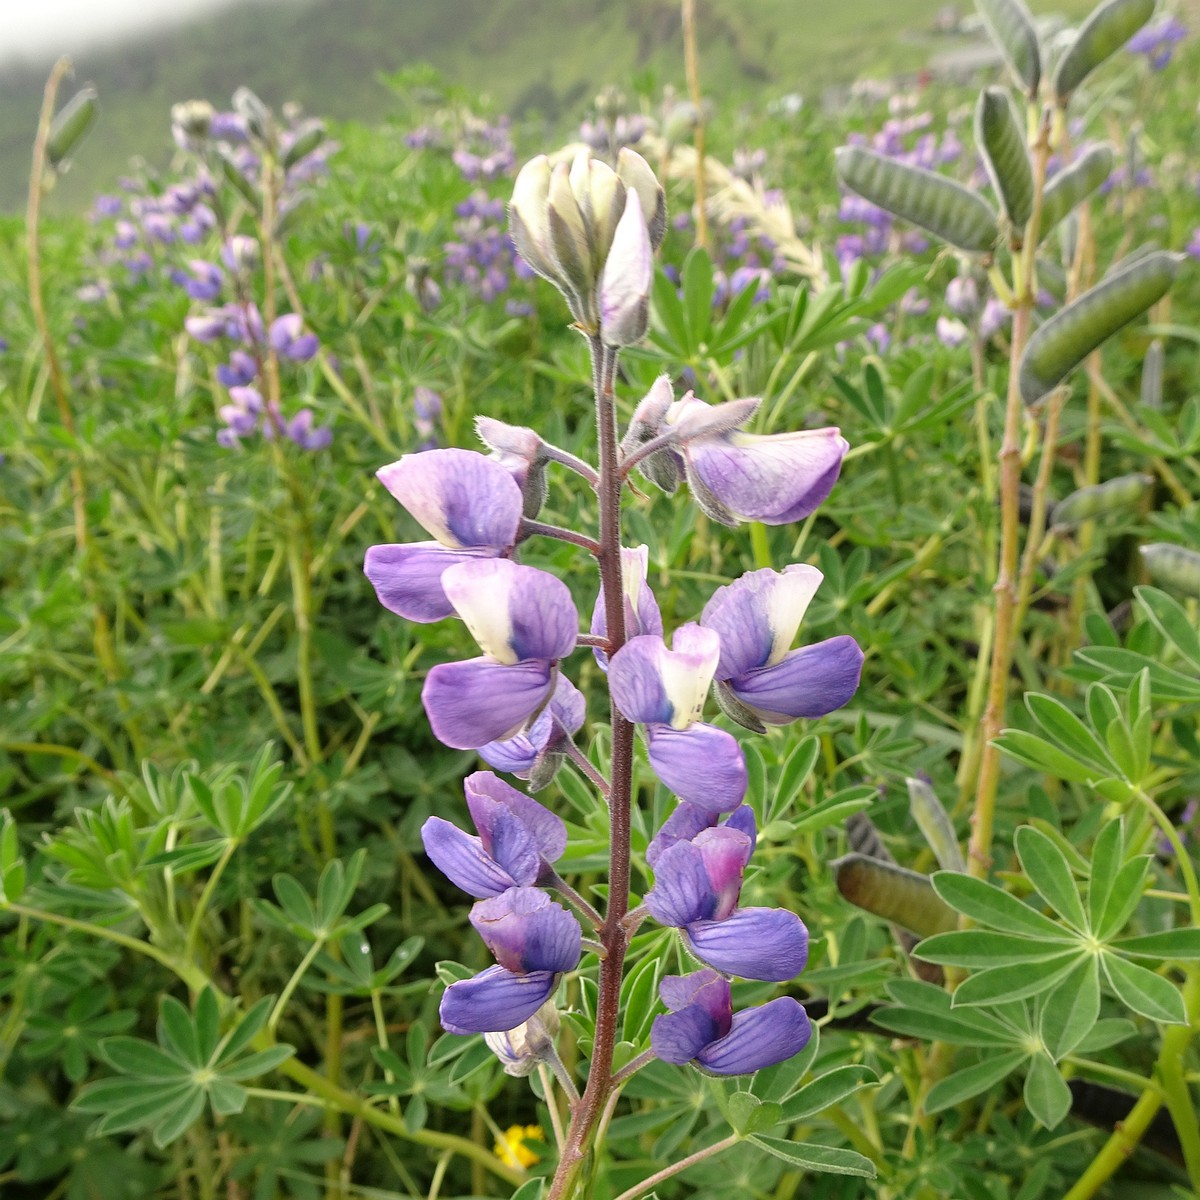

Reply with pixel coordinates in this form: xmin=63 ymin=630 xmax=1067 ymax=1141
xmin=1140 ymin=338 xmax=1164 ymax=409
xmin=833 ymin=854 xmax=959 ymax=938
xmin=1141 ymin=543 xmax=1200 ymax=598
xmin=975 ymin=0 xmax=1042 ymax=95
xmin=906 ymin=777 xmax=966 ymax=873
xmin=1051 ymin=473 xmax=1153 ymax=528
xmin=219 ymin=149 xmax=259 ymax=205
xmin=46 ymin=86 xmax=98 ymax=167
xmin=835 ymin=145 xmax=1000 ymax=253
xmin=1053 ymin=0 xmax=1157 ymax=104
xmin=1018 ymin=250 xmax=1180 ymax=404
xmin=282 ymin=119 xmax=325 ymax=169
xmin=976 ymin=87 xmax=1034 ymax=231
xmin=1040 ymin=143 xmax=1115 ymax=237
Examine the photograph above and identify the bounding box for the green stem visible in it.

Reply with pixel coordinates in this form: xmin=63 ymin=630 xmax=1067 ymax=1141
xmin=611 ymin=1133 xmax=740 ymax=1200
xmin=184 ymin=838 xmax=237 ymax=961
xmin=269 ymin=939 xmax=325 ymax=1031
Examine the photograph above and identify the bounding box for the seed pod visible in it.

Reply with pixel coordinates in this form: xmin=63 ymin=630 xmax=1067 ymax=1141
xmin=1040 ymin=144 xmax=1115 ymax=237
xmin=1141 ymin=543 xmax=1200 ymax=598
xmin=1053 ymin=0 xmax=1157 ymax=104
xmin=1051 ymin=472 xmax=1153 ymax=528
xmin=835 ymin=145 xmax=1000 ymax=253
xmin=975 ymin=0 xmax=1042 ymax=95
xmin=1140 ymin=338 xmax=1164 ymax=409
xmin=906 ymin=777 xmax=966 ymax=873
xmin=219 ymin=150 xmax=259 ymax=205
xmin=282 ymin=119 xmax=325 ymax=169
xmin=832 ymin=854 xmax=959 ymax=938
xmin=46 ymin=86 xmax=98 ymax=167
xmin=1018 ymin=250 xmax=1180 ymax=404
xmin=976 ymin=88 xmax=1034 ymax=231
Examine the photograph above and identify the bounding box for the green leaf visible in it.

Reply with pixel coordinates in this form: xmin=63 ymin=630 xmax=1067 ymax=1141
xmin=101 ymin=1037 xmax=187 ymax=1079
xmin=1136 ymin=586 xmax=1200 ymax=668
xmin=1096 ymin=857 xmax=1150 ymax=940
xmin=727 ymin=1090 xmax=763 ymax=1135
xmin=953 ymin=952 xmax=1082 ymax=1006
xmin=792 ymin=793 xmax=875 ymax=837
xmin=217 ymin=1045 xmax=295 ymax=1080
xmin=916 ymin=930 xmax=1076 ymax=968
xmin=871 ymin=1007 xmax=1011 ymax=1047
xmin=992 ymin=730 xmax=1098 ymax=783
xmin=1014 ymin=826 xmax=1087 ymax=932
xmin=194 ymin=988 xmax=221 ymax=1064
xmin=925 ymin=1050 xmax=1027 ymax=1113
xmin=1074 ymin=1018 xmax=1136 ymax=1052
xmin=621 ymin=953 xmax=663 ymax=1047
xmin=772 ymin=736 xmax=820 ymax=818
xmin=157 ymin=996 xmax=202 ymax=1067
xmin=1039 ymin=954 xmax=1100 ymax=1060
xmin=216 ymin=996 xmax=275 ymax=1063
xmin=1102 ymin=954 xmax=1187 ymax=1024
xmin=682 ymin=248 xmax=715 ymax=353
xmin=1023 ymin=1051 xmax=1071 ymax=1128
xmin=1025 ymin=695 xmax=1112 ymax=773
xmin=748 ymin=1135 xmax=875 ymax=1178
xmin=1111 ymin=929 xmax=1200 ymax=961
xmin=1087 ymin=819 xmax=1124 ymax=935
xmin=152 ymin=1088 xmax=208 ymax=1147
xmin=510 ymin=1181 xmax=545 ymax=1200
xmin=932 ymin=872 xmax=1067 ymax=938
xmin=779 ymin=1065 xmax=877 ymax=1123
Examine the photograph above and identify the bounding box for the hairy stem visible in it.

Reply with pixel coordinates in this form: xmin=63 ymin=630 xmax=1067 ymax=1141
xmin=612 ymin=1134 xmax=740 ymax=1200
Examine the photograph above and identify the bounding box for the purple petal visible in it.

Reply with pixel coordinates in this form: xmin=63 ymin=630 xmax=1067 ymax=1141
xmin=701 ymin=565 xmax=824 ymax=679
xmin=422 ymin=658 xmax=554 ymax=749
xmin=364 ymin=542 xmax=491 ymax=623
xmin=442 ymin=559 xmax=577 ymax=663
xmin=478 ymin=719 xmax=546 ymax=776
xmin=487 ymin=809 xmax=544 ymax=887
xmin=659 ymin=968 xmax=728 ymax=1013
xmin=696 ymin=997 xmax=812 ymax=1074
xmin=668 ymin=393 xmax=760 ymax=439
xmin=651 ymin=1004 xmax=720 ymax=1065
xmin=647 ymin=802 xmax=757 ymax=867
xmin=685 ymin=907 xmax=809 ymax=982
xmin=420 ymin=817 xmax=516 ymax=897
xmin=646 ymin=723 xmax=747 ymax=815
xmin=645 ymin=841 xmax=716 ymax=927
xmin=439 ymin=965 xmax=559 ymax=1034
xmin=269 ymin=313 xmax=303 ymax=351
xmin=376 ymin=449 xmax=523 ymax=550
xmin=590 ymin=545 xmax=663 ymax=668
xmin=728 ymin=636 xmax=864 ymax=723
xmin=464 ymin=771 xmax=567 ymax=863
xmin=694 ymin=827 xmax=752 ymax=920
xmin=470 ymin=887 xmax=582 ymax=974
xmin=685 ymin=427 xmax=848 ymax=525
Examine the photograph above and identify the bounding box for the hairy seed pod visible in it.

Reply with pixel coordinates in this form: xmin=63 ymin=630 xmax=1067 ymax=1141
xmin=1140 ymin=338 xmax=1164 ymax=409
xmin=906 ymin=777 xmax=966 ymax=872
xmin=282 ymin=119 xmax=325 ymax=169
xmin=835 ymin=145 xmax=1000 ymax=253
xmin=219 ymin=150 xmax=259 ymax=205
xmin=1040 ymin=143 xmax=1115 ymax=237
xmin=832 ymin=854 xmax=959 ymax=938
xmin=1053 ymin=0 xmax=1157 ymax=104
xmin=975 ymin=0 xmax=1042 ymax=95
xmin=1018 ymin=250 xmax=1180 ymax=404
xmin=976 ymin=87 xmax=1034 ymax=231
xmin=1141 ymin=543 xmax=1200 ymax=598
xmin=46 ymin=86 xmax=98 ymax=167
xmin=1051 ymin=473 xmax=1154 ymax=528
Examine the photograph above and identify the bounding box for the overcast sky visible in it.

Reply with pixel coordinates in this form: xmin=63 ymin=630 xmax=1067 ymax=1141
xmin=0 ymin=0 xmax=269 ymax=59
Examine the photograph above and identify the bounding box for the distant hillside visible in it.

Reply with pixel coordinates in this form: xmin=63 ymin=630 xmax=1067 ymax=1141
xmin=0 ymin=0 xmax=1094 ymax=213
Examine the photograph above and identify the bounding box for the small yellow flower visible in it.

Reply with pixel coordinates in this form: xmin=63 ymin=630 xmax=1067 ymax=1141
xmin=494 ymin=1123 xmax=545 ymax=1170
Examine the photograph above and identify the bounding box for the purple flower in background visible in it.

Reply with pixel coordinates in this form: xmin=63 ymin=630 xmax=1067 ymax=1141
xmin=936 ymin=316 xmax=969 ymax=348
xmin=608 ymin=624 xmax=747 ymax=815
xmin=180 ymin=260 xmax=223 ymax=302
xmin=364 ymin=449 xmax=524 ymax=622
xmin=216 ymin=386 xmax=263 ymax=447
xmin=269 ymin=313 xmax=319 ymax=362
xmin=277 ymin=408 xmax=332 ymax=451
xmin=1127 ymin=16 xmax=1187 ymax=68
xmin=651 ymin=970 xmax=811 ymax=1074
xmin=644 ymin=821 xmax=808 ymax=981
xmin=421 ymin=559 xmax=578 ymax=750
xmin=979 ymin=297 xmax=1012 ymax=340
xmin=590 ymin=544 xmax=663 ymax=667
xmin=1186 ymin=228 xmax=1200 ymax=261
xmin=217 ymin=349 xmax=259 ymax=389
xmin=413 ymin=385 xmax=442 ymax=447
xmin=945 ymin=276 xmax=979 ymax=317
xmin=439 ymin=887 xmax=582 ymax=1034
xmin=701 ymin=565 xmax=863 ymax=731
xmin=422 ymin=771 xmax=567 ymax=898
xmin=480 ymin=674 xmax=586 ymax=780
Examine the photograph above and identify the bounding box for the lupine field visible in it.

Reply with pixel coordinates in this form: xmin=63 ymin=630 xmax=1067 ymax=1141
xmin=2 ymin=1 xmax=1200 ymax=1197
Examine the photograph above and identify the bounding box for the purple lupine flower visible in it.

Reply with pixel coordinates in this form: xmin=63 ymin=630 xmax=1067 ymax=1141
xmin=599 ymin=187 xmax=652 ymax=347
xmin=936 ymin=316 xmax=969 ymax=348
xmin=644 ymin=821 xmax=808 ymax=981
xmin=268 ymin=314 xmax=319 ymax=362
xmin=141 ymin=213 xmax=176 ymax=244
xmin=945 ymin=276 xmax=979 ymax=317
xmin=279 ymin=409 xmax=332 ymax=451
xmin=700 ymin=565 xmax=863 ymax=731
xmin=439 ymin=887 xmax=582 ymax=1034
xmin=474 ymin=417 xmax=545 ymax=514
xmin=216 ymin=350 xmax=259 ymax=389
xmin=1127 ymin=16 xmax=1187 ymax=69
xmin=413 ymin=385 xmax=442 ymax=446
xmin=217 ymin=386 xmax=264 ymax=446
xmin=866 ymin=323 xmax=891 ymax=353
xmin=608 ymin=624 xmax=747 ymax=815
xmin=590 ymin=544 xmax=663 ymax=668
xmin=114 ymin=221 xmax=138 ymax=249
xmin=979 ymin=297 xmax=1012 ymax=340
xmin=479 ymin=674 xmax=586 ymax=781
xmin=91 ymin=194 xmax=122 ymax=219
xmin=181 ymin=260 xmax=223 ymax=302
xmin=421 ymin=559 xmax=578 ymax=750
xmin=660 ymin=391 xmax=848 ymax=527
xmin=651 ymin=970 xmax=811 ymax=1074
xmin=222 ymin=236 xmax=259 ymax=275
xmin=421 ymin=771 xmax=567 ymax=898
xmin=647 ymin=801 xmax=757 ymax=868
xmin=484 ymin=1002 xmax=560 ymax=1076
xmin=1186 ymin=228 xmax=1200 ymax=261
xmin=364 ymin=449 xmax=524 ymax=622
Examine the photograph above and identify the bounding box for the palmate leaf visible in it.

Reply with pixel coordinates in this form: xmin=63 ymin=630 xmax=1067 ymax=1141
xmin=1024 ymin=1051 xmax=1072 ymax=1129
xmin=952 ymin=951 xmax=1084 ymax=1007
xmin=1014 ymin=826 xmax=1087 ymax=932
xmin=925 ymin=1050 xmax=1027 ymax=1114
xmin=777 ymin=1065 xmax=877 ymax=1124
xmin=748 ymin=1134 xmax=875 ymax=1178
xmin=916 ymin=929 xmax=1076 ymax=968
xmin=1039 ymin=955 xmax=1100 ymax=1061
xmin=1102 ymin=954 xmax=1187 ymax=1024
xmin=931 ymin=873 xmax=1065 ymax=938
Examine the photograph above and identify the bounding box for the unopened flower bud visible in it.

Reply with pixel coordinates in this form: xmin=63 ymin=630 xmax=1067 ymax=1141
xmin=1141 ymin=543 xmax=1200 ymax=598
xmin=47 ymin=87 xmax=98 ymax=169
xmin=476 ymin=416 xmax=548 ymax=519
xmin=232 ymin=86 xmax=271 ymax=141
xmin=483 ymin=1002 xmax=561 ymax=1077
xmin=616 ymin=147 xmax=666 ymax=250
xmin=599 ymin=188 xmax=652 ymax=347
xmin=171 ymin=99 xmax=214 ymax=141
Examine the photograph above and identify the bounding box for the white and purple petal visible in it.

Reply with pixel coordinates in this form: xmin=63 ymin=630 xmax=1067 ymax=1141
xmin=442 ymin=559 xmax=577 ymax=665
xmin=364 ymin=542 xmax=493 ymax=623
xmin=439 ymin=965 xmax=560 ymax=1035
xmin=469 ymin=887 xmax=582 ymax=975
xmin=702 ymin=565 xmax=824 ymax=678
xmin=684 ymin=427 xmax=848 ymax=525
xmin=685 ymin=907 xmax=809 ymax=982
xmin=645 ymin=723 xmax=747 ymax=815
xmin=609 ymin=625 xmax=719 ymax=728
xmin=590 ymin=545 xmax=664 ymax=668
xmin=420 ymin=817 xmax=517 ymax=898
xmin=422 ymin=657 xmax=554 ymax=750
xmin=727 ymin=635 xmax=864 ymax=724
xmin=695 ymin=997 xmax=812 ymax=1074
xmin=376 ymin=449 xmax=523 ymax=550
